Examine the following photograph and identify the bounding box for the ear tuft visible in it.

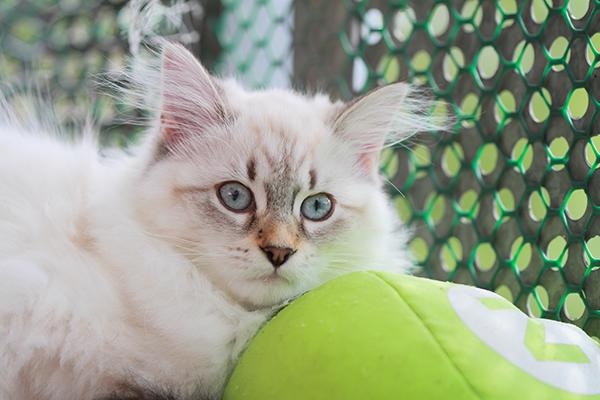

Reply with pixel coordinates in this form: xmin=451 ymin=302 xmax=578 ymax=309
xmin=333 ymin=83 xmax=447 ymax=178
xmin=159 ymin=42 xmax=227 ymax=147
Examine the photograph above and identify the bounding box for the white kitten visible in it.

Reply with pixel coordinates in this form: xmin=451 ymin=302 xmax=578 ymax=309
xmin=0 ymin=43 xmax=441 ymax=400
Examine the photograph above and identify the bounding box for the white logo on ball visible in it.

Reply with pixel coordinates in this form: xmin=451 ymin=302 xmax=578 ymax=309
xmin=448 ymin=285 xmax=600 ymax=395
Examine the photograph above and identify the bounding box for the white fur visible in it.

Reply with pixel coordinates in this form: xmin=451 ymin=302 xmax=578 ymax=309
xmin=0 ymin=44 xmax=444 ymax=399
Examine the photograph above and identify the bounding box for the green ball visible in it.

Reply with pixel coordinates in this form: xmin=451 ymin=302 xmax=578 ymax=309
xmin=224 ymin=271 xmax=600 ymax=400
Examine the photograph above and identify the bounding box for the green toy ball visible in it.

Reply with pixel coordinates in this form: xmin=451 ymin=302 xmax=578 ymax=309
xmin=224 ymin=271 xmax=600 ymax=400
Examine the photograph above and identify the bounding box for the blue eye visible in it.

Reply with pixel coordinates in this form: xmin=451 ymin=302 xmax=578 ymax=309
xmin=301 ymin=193 xmax=334 ymax=221
xmin=217 ymin=181 xmax=254 ymax=212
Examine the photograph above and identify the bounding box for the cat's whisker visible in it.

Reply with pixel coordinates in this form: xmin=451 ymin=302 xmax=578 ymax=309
xmin=141 ymin=230 xmax=200 ymax=250
xmin=383 ymin=177 xmax=405 ymax=198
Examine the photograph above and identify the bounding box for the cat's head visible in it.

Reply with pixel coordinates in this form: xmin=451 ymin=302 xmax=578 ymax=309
xmin=133 ymin=43 xmax=441 ymax=308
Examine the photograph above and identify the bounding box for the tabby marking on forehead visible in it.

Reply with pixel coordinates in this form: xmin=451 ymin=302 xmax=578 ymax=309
xmin=309 ymin=169 xmax=317 ymax=190
xmin=264 ymin=161 xmax=296 ymax=213
xmin=246 ymin=159 xmax=256 ymax=181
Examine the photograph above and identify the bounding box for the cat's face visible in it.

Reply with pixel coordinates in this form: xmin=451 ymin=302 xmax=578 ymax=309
xmin=134 ymin=44 xmax=435 ymax=308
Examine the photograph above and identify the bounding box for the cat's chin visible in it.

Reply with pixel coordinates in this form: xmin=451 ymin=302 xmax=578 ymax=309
xmin=251 ymin=272 xmax=287 ymax=284
xmin=226 ymin=274 xmax=305 ymax=310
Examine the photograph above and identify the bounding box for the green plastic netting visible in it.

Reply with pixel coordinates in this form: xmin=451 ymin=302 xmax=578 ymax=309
xmin=2 ymin=0 xmax=600 ymax=336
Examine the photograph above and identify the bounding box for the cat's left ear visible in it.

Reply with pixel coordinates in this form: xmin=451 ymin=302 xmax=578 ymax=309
xmin=332 ymin=83 xmax=433 ymax=179
xmin=159 ymin=42 xmax=228 ymax=149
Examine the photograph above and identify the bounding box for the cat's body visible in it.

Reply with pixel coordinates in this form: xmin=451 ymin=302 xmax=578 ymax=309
xmin=0 ymin=43 xmax=440 ymax=400
xmin=0 ymin=125 xmax=266 ymax=399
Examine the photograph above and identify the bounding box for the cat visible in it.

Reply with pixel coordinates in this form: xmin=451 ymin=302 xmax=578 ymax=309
xmin=0 ymin=42 xmax=442 ymax=400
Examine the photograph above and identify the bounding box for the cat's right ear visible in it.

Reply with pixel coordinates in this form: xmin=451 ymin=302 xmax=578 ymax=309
xmin=332 ymin=83 xmax=412 ymax=179
xmin=332 ymin=83 xmax=444 ymax=180
xmin=158 ymin=42 xmax=228 ymax=150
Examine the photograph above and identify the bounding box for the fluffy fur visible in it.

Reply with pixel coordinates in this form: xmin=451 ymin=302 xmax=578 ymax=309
xmin=0 ymin=43 xmax=443 ymax=400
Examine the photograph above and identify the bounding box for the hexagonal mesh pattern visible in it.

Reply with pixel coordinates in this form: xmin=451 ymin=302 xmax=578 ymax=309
xmin=216 ymin=0 xmax=600 ymax=336
xmin=216 ymin=0 xmax=293 ymax=88
xmin=0 ymin=0 xmax=202 ymax=146
xmin=362 ymin=0 xmax=600 ymax=336
xmin=0 ymin=0 xmax=131 ymax=145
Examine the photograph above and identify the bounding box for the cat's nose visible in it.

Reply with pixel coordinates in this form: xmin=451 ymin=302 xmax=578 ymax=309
xmin=260 ymin=246 xmax=295 ymax=268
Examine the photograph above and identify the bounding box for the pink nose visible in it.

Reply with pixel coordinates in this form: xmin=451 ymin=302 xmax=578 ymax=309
xmin=260 ymin=246 xmax=295 ymax=268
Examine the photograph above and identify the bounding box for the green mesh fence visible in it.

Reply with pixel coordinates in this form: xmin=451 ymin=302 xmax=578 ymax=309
xmin=368 ymin=0 xmax=600 ymax=337
xmin=2 ymin=0 xmax=600 ymax=336
xmin=0 ymin=0 xmax=130 ymax=144
xmin=0 ymin=0 xmax=203 ymax=146
xmin=215 ymin=0 xmax=600 ymax=337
